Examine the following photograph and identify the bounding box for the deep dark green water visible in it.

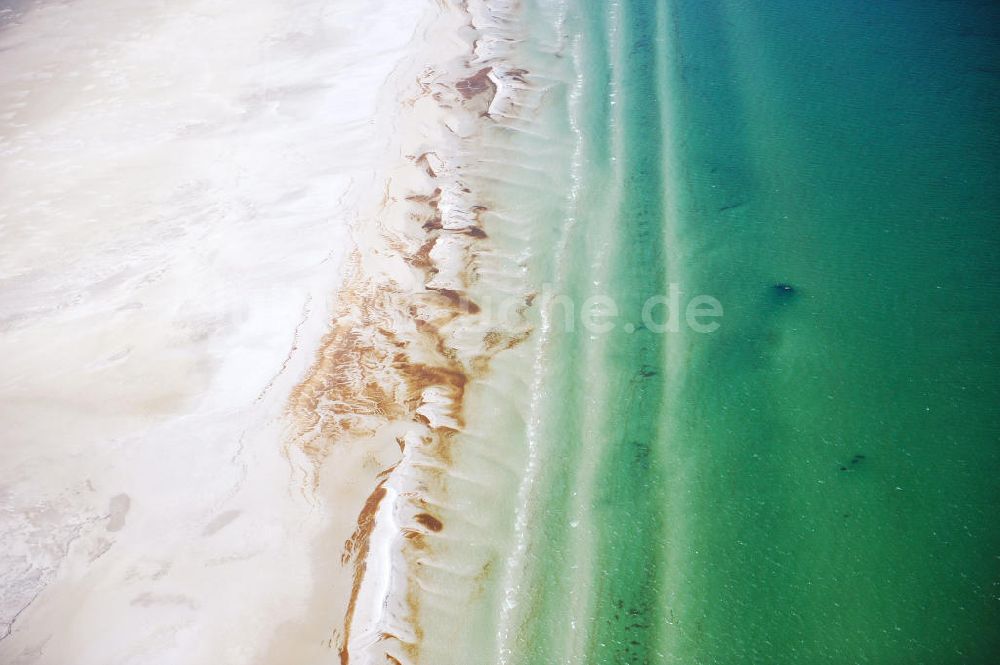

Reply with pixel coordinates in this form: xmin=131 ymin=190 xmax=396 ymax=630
xmin=504 ymin=0 xmax=1000 ymax=662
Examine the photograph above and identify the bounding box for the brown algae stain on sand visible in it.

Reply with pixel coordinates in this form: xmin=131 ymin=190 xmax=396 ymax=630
xmin=285 ymin=1 xmax=535 ymax=662
xmin=339 ymin=480 xmax=389 ymax=665
xmin=413 ymin=512 xmax=444 ymax=532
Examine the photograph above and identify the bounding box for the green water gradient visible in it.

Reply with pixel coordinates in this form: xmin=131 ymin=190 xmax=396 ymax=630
xmin=660 ymin=0 xmax=1000 ymax=662
xmin=586 ymin=0 xmax=671 ymax=660
xmin=502 ymin=0 xmax=1000 ymax=662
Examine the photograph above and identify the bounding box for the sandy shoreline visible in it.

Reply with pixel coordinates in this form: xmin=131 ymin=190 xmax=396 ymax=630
xmin=280 ymin=1 xmax=549 ymax=662
xmin=0 ymin=0 xmax=542 ymax=660
xmin=0 ymin=0 xmax=427 ymax=662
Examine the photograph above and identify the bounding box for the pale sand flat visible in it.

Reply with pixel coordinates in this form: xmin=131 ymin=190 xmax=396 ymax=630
xmin=0 ymin=0 xmax=427 ymax=663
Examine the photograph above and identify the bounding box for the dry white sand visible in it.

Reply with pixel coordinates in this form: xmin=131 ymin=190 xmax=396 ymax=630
xmin=0 ymin=0 xmax=426 ymax=662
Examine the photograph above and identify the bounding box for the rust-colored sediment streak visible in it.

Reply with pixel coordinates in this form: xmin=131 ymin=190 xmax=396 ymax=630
xmin=456 ymin=67 xmax=495 ymax=100
xmin=339 ymin=479 xmax=389 ymax=665
xmin=413 ymin=512 xmax=444 ymax=532
xmin=406 ymin=187 xmax=442 ymax=205
xmin=403 ymin=529 xmax=428 ymax=550
xmin=287 ymin=2 xmax=534 ymax=662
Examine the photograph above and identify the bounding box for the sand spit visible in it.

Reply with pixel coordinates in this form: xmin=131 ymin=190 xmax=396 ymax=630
xmin=285 ymin=1 xmax=539 ymax=662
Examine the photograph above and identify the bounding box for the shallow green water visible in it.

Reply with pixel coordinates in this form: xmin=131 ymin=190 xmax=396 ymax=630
xmin=505 ymin=0 xmax=1000 ymax=662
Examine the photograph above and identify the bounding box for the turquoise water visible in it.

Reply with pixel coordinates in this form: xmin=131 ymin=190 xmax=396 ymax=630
xmin=662 ymin=0 xmax=1000 ymax=661
xmin=502 ymin=0 xmax=1000 ymax=662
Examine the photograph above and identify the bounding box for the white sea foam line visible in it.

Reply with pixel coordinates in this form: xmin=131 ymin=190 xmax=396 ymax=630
xmin=557 ymin=33 xmax=596 ymax=663
xmin=493 ymin=8 xmax=591 ymax=664
xmin=495 ymin=0 xmax=629 ymax=660
xmin=344 ymin=0 xmax=539 ymax=659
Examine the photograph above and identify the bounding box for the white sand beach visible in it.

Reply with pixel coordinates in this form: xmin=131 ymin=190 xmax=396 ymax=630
xmin=0 ymin=0 xmax=426 ymax=662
